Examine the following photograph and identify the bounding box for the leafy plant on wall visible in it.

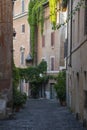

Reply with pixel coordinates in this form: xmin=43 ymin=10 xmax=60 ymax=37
xmin=12 ymin=63 xmax=27 ymax=110
xmin=54 ymin=71 xmax=66 ymax=104
xmin=28 ymin=0 xmax=47 ymax=59
xmin=18 ymin=60 xmax=48 ymax=98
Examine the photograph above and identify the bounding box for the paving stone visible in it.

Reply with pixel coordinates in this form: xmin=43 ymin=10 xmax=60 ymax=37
xmin=0 ymin=99 xmax=86 ymax=130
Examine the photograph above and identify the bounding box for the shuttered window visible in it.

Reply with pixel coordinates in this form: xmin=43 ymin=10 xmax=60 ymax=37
xmin=84 ymin=0 xmax=87 ymax=35
xmin=42 ymin=35 xmax=45 ymax=47
xmin=51 ymin=32 xmax=55 ymax=46
xmin=51 ymin=57 xmax=55 ymax=71
xmin=84 ymin=91 xmax=87 ymax=108
xmin=22 ymin=24 xmax=25 ymax=33
xmin=22 ymin=0 xmax=25 ymax=13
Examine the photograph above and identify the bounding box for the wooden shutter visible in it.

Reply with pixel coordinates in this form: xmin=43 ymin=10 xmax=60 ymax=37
xmin=42 ymin=35 xmax=45 ymax=47
xmin=51 ymin=32 xmax=55 ymax=46
xmin=22 ymin=24 xmax=25 ymax=32
xmin=51 ymin=57 xmax=54 ymax=71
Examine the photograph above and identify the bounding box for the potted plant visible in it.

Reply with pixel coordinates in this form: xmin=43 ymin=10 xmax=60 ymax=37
xmin=54 ymin=71 xmax=66 ymax=106
xmin=13 ymin=90 xmax=27 ymax=112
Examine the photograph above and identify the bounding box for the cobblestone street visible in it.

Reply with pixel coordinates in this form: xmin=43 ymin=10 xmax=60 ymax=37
xmin=0 ymin=99 xmax=86 ymax=130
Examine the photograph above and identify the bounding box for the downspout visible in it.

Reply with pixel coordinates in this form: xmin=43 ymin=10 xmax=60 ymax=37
xmin=69 ymin=0 xmax=72 ymax=67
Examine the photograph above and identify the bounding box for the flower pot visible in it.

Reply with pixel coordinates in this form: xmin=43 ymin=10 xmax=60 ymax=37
xmin=15 ymin=106 xmax=20 ymax=112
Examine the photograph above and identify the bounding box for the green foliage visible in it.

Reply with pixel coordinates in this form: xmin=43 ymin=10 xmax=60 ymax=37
xmin=56 ymin=0 xmax=85 ymax=29
xmin=48 ymin=75 xmax=57 ymax=80
xmin=18 ymin=60 xmax=48 ymax=98
xmin=38 ymin=60 xmax=47 ymax=74
xmin=18 ymin=60 xmax=47 ymax=81
xmin=13 ymin=89 xmax=27 ymax=108
xmin=54 ymin=71 xmax=66 ymax=101
xmin=12 ymin=62 xmax=20 ymax=88
xmin=28 ymin=0 xmax=47 ymax=58
xmin=13 ymin=62 xmax=27 ymax=108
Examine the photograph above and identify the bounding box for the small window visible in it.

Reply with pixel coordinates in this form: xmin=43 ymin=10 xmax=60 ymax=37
xmin=51 ymin=32 xmax=55 ymax=46
xmin=51 ymin=57 xmax=55 ymax=71
xmin=22 ymin=24 xmax=25 ymax=33
xmin=22 ymin=0 xmax=25 ymax=13
xmin=21 ymin=51 xmax=24 ymax=65
xmin=42 ymin=35 xmax=45 ymax=47
xmin=84 ymin=0 xmax=87 ymax=35
xmin=84 ymin=91 xmax=87 ymax=108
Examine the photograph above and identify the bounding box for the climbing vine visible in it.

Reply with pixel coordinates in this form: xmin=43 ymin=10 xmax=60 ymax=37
xmin=53 ymin=0 xmax=85 ymax=29
xmin=28 ymin=0 xmax=85 ymax=58
xmin=28 ymin=0 xmax=47 ymax=59
xmin=49 ymin=0 xmax=85 ymax=29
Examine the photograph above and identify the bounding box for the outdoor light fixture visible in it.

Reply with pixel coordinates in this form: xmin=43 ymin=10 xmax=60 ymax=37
xmin=13 ymin=28 xmax=16 ymax=37
xmin=26 ymin=53 xmax=33 ymax=65
xmin=12 ymin=0 xmax=16 ymax=8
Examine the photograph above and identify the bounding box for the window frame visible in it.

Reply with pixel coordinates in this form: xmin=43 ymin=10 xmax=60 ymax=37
xmin=84 ymin=0 xmax=87 ymax=35
xmin=50 ymin=56 xmax=55 ymax=71
xmin=51 ymin=32 xmax=55 ymax=47
xmin=21 ymin=24 xmax=25 ymax=33
xmin=22 ymin=0 xmax=25 ymax=13
xmin=42 ymin=35 xmax=45 ymax=47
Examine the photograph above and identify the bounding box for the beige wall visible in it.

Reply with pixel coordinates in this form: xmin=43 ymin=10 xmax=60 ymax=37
xmin=13 ymin=0 xmax=30 ymax=68
xmin=67 ymin=0 xmax=87 ymax=121
xmin=37 ymin=4 xmax=65 ymax=73
xmin=13 ymin=0 xmax=29 ymax=15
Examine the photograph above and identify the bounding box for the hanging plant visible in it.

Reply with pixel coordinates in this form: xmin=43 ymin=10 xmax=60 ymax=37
xmin=28 ymin=0 xmax=47 ymax=59
xmin=49 ymin=0 xmax=57 ymax=29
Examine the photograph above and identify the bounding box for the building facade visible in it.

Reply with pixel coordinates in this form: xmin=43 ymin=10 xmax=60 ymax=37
xmin=13 ymin=0 xmax=30 ymax=95
xmin=0 ymin=0 xmax=13 ymax=119
xmin=13 ymin=0 xmax=30 ymax=68
xmin=37 ymin=2 xmax=66 ymax=99
xmin=66 ymin=0 xmax=87 ymax=125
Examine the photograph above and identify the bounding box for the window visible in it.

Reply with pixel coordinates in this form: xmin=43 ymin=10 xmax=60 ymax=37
xmin=42 ymin=35 xmax=45 ymax=47
xmin=51 ymin=57 xmax=55 ymax=71
xmin=22 ymin=0 xmax=25 ymax=13
xmin=78 ymin=10 xmax=80 ymax=42
xmin=22 ymin=24 xmax=25 ymax=33
xmin=84 ymin=71 xmax=87 ymax=89
xmin=84 ymin=91 xmax=87 ymax=108
xmin=21 ymin=51 xmax=24 ymax=65
xmin=84 ymin=0 xmax=87 ymax=35
xmin=51 ymin=32 xmax=55 ymax=46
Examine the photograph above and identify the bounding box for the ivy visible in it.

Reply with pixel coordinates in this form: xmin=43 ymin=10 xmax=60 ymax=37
xmin=56 ymin=0 xmax=85 ymax=29
xmin=12 ymin=62 xmax=20 ymax=88
xmin=28 ymin=0 xmax=47 ymax=59
xmin=18 ymin=60 xmax=48 ymax=98
xmin=18 ymin=60 xmax=47 ymax=82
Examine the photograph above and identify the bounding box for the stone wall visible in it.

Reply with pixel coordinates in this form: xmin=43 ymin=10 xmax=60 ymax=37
xmin=66 ymin=0 xmax=87 ymax=125
xmin=0 ymin=0 xmax=13 ymax=102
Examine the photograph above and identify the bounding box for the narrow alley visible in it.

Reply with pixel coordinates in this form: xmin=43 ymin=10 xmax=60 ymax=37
xmin=0 ymin=99 xmax=86 ymax=130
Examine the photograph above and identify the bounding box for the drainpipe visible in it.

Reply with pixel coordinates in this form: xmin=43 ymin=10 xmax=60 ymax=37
xmin=69 ymin=0 xmax=72 ymax=67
